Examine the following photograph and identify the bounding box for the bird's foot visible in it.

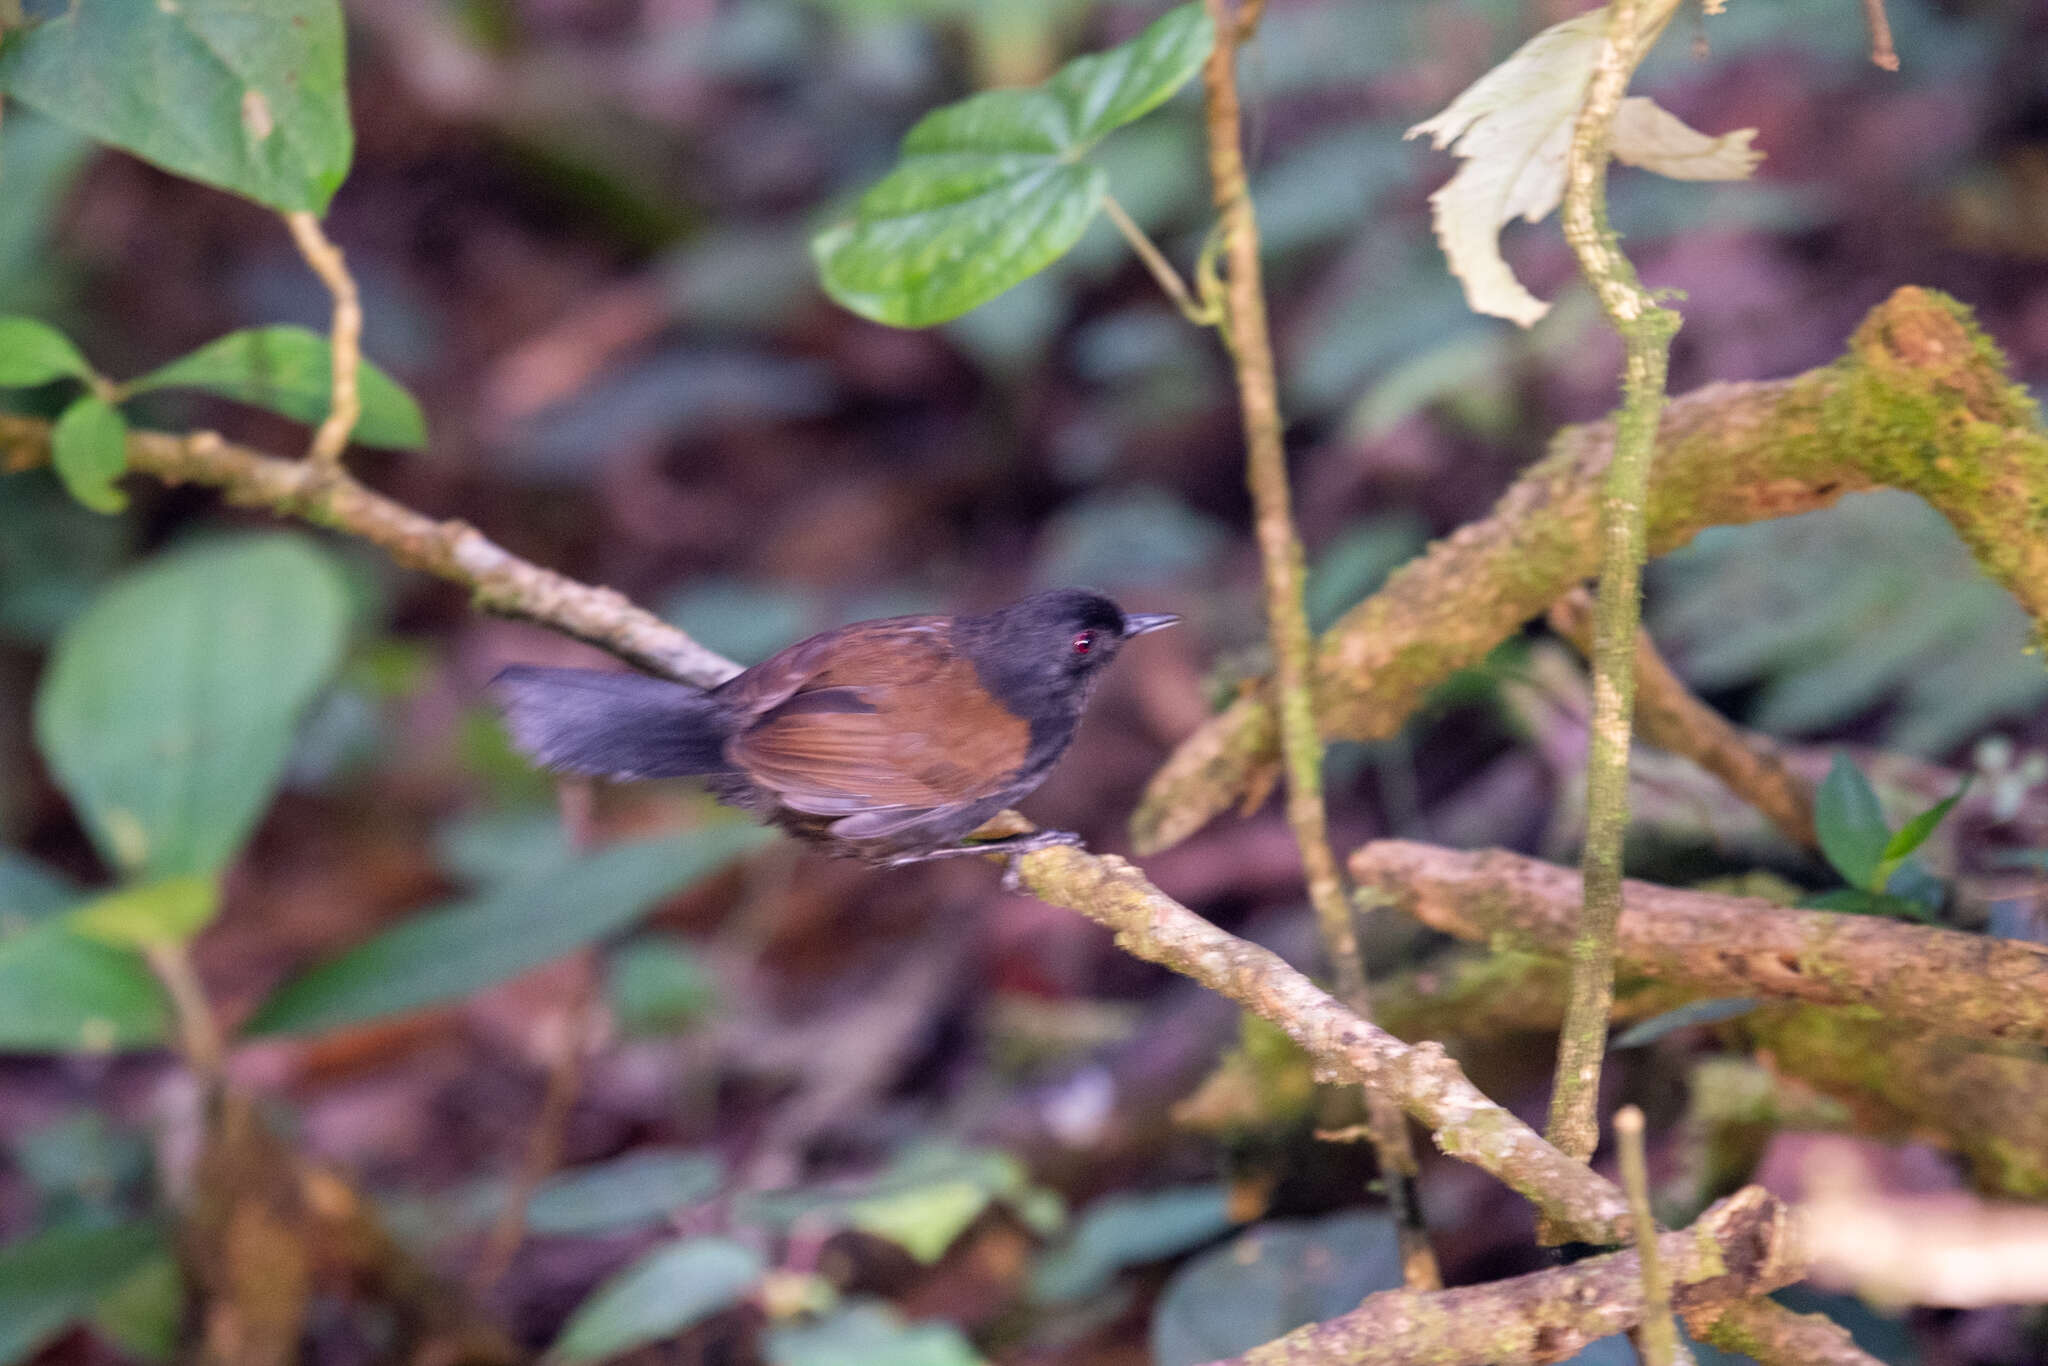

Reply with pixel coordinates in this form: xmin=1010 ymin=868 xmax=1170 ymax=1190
xmin=878 ymin=829 xmax=1085 ymax=883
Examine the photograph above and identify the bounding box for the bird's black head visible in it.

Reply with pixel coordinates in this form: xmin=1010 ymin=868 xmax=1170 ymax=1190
xmin=958 ymin=589 xmax=1179 ymax=729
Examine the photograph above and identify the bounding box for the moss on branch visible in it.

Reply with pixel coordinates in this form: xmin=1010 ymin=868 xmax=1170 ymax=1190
xmin=1136 ymin=287 xmax=2048 ymax=853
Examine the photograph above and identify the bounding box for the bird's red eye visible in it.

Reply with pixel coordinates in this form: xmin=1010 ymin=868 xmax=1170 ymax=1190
xmin=1071 ymin=630 xmax=1097 ymax=656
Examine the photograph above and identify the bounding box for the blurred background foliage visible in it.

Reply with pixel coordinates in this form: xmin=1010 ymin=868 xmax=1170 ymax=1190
xmin=2 ymin=0 xmax=2047 ymax=1363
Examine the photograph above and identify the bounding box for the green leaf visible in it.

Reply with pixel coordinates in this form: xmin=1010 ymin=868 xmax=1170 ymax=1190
xmin=0 ymin=315 xmax=91 ymax=385
xmin=766 ymin=1302 xmax=985 ymax=1366
xmin=1151 ymin=1212 xmax=1403 ymax=1366
xmin=607 ymin=937 xmax=719 ymax=1037
xmin=130 ymin=326 xmax=426 ymax=450
xmin=246 ymin=826 xmax=768 ymax=1036
xmin=49 ymin=395 xmax=128 ymax=514
xmin=0 ymin=469 xmax=132 ymax=645
xmin=812 ymin=3 xmax=1213 ymax=326
xmin=1029 ymin=1185 xmax=1235 ymax=1303
xmin=1814 ymin=753 xmax=1891 ymax=891
xmin=1879 ymin=777 xmax=1971 ymax=866
xmin=1610 ymin=997 xmax=1759 ymax=1049
xmin=0 ymin=0 xmax=350 ymax=213
xmin=89 ymin=1252 xmax=183 ymax=1365
xmin=0 ymin=849 xmax=77 ymax=933
xmin=525 ymin=1150 xmax=724 ymax=1236
xmin=0 ymin=1220 xmax=166 ymax=1366
xmin=550 ymin=1237 xmax=763 ymax=1363
xmin=0 ymin=920 xmax=168 ymax=1052
xmin=67 ymin=874 xmax=220 ymax=950
xmin=34 ymin=534 xmax=353 ymax=880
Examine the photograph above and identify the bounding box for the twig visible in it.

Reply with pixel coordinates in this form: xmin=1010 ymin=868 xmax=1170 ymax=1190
xmin=473 ymin=958 xmax=601 ymax=1293
xmin=1546 ymin=0 xmax=1687 ymax=1172
xmin=1199 ymin=0 xmax=1436 ymax=1289
xmin=1205 ymin=1187 xmax=1798 ymax=1366
xmin=1101 ymin=192 xmax=1215 ymax=325
xmin=1547 ymin=588 xmax=1817 ymax=848
xmin=144 ymin=941 xmax=225 ymax=1089
xmin=1861 ymin=0 xmax=1900 ymax=71
xmin=282 ymin=212 xmax=363 ymax=470
xmin=1129 ymin=286 xmax=2048 ymax=855
xmin=1350 ymin=840 xmax=2048 ymax=1045
xmin=0 ymin=416 xmax=739 ymax=686
xmin=1615 ymin=1106 xmax=1677 ymax=1366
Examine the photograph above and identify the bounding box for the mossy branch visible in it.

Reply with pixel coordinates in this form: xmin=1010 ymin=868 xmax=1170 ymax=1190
xmin=1134 ymin=287 xmax=2048 ymax=854
xmin=1199 ymin=0 xmax=1434 ymax=1286
xmin=1350 ymin=840 xmax=2048 ymax=1046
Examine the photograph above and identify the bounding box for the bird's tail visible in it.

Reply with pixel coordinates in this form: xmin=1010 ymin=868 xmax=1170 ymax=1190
xmin=489 ymin=665 xmax=735 ymax=781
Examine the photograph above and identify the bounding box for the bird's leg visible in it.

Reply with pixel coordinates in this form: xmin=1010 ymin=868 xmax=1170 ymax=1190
xmin=877 ymin=828 xmax=1084 ymax=875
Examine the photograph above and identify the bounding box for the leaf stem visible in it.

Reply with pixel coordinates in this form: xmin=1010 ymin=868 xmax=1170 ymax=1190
xmin=283 ymin=211 xmax=363 ymax=471
xmin=1101 ymin=191 xmax=1215 ymax=325
xmin=144 ymin=940 xmax=225 ymax=1088
xmin=1543 ymin=0 xmax=1684 ymax=1176
xmin=1198 ymin=0 xmax=1438 ymax=1291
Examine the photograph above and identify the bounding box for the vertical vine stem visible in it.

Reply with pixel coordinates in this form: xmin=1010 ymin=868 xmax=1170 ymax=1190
xmin=1615 ymin=1105 xmax=1678 ymax=1366
xmin=283 ymin=210 xmax=363 ymax=471
xmin=1544 ymin=0 xmax=1685 ymax=1174
xmin=1198 ymin=0 xmax=1438 ymax=1290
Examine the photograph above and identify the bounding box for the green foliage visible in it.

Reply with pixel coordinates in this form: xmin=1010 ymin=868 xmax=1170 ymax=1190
xmin=66 ymin=874 xmax=220 ymax=950
xmin=0 ymin=1219 xmax=167 ymax=1366
xmin=738 ymin=1142 xmax=1062 ymax=1265
xmin=246 ymin=825 xmax=769 ymax=1035
xmin=34 ymin=535 xmax=353 ymax=880
xmin=0 ymin=0 xmax=352 ymax=213
xmin=0 ymin=849 xmax=76 ymax=931
xmin=607 ymin=937 xmax=719 ymax=1036
xmin=1028 ymin=1185 xmax=1234 ymax=1303
xmin=1814 ymin=754 xmax=1892 ymax=891
xmin=765 ymin=1302 xmax=985 ymax=1366
xmin=549 ymin=1236 xmax=764 ymax=1363
xmin=130 ymin=326 xmax=427 ymax=450
xmin=1150 ymin=1211 xmax=1403 ymax=1366
xmin=0 ymin=471 xmax=131 ymax=644
xmin=1650 ymin=492 xmax=2048 ymax=755
xmin=1809 ymin=753 xmax=1966 ymax=921
xmin=523 ymin=1151 xmax=724 ymax=1237
xmin=0 ymin=920 xmax=168 ymax=1052
xmin=88 ymin=1254 xmax=182 ymax=1365
xmin=0 ymin=314 xmax=93 ymax=385
xmin=48 ymin=395 xmax=128 ymax=514
xmin=811 ymin=3 xmax=1213 ymax=326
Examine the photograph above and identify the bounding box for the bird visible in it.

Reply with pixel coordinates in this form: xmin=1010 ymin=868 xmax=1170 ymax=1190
xmin=491 ymin=589 xmax=1179 ymax=868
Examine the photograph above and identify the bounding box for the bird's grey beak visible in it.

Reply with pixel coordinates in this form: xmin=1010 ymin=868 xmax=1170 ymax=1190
xmin=1122 ymin=612 xmax=1181 ymax=637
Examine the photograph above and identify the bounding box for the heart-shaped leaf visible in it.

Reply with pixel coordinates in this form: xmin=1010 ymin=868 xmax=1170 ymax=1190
xmin=49 ymin=395 xmax=128 ymax=514
xmin=130 ymin=327 xmax=426 ymax=450
xmin=0 ymin=315 xmax=92 ymax=386
xmin=34 ymin=534 xmax=353 ymax=880
xmin=550 ymin=1237 xmax=764 ymax=1364
xmin=0 ymin=0 xmax=350 ymax=213
xmin=813 ymin=3 xmax=1213 ymax=327
xmin=246 ymin=825 xmax=768 ymax=1036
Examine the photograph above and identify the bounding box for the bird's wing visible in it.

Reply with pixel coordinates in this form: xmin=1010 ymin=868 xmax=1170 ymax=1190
xmin=727 ymin=629 xmax=1030 ymax=817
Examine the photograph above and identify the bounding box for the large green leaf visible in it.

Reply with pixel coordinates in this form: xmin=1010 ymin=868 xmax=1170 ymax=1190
xmin=0 ymin=0 xmax=350 ymax=213
xmin=0 ymin=315 xmax=92 ymax=386
xmin=246 ymin=826 xmax=769 ymax=1036
xmin=131 ymin=327 xmax=427 ymax=450
xmin=550 ymin=1237 xmax=764 ymax=1364
xmin=48 ymin=395 xmax=128 ymax=515
xmin=812 ymin=3 xmax=1213 ymax=326
xmin=0 ymin=849 xmax=77 ymax=932
xmin=33 ymin=534 xmax=353 ymax=880
xmin=0 ymin=1220 xmax=167 ymax=1366
xmin=1814 ymin=753 xmax=1890 ymax=891
xmin=0 ymin=920 xmax=168 ymax=1052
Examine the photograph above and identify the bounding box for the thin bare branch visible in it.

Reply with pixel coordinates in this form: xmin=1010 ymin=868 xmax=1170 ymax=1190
xmin=1101 ymin=192 xmax=1215 ymax=325
xmin=282 ymin=212 xmax=364 ymax=470
xmin=1861 ymin=0 xmax=1900 ymax=71
xmin=1616 ymin=1106 xmax=1677 ymax=1366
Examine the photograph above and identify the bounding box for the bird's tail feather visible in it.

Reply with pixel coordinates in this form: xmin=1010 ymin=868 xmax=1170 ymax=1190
xmin=489 ymin=665 xmax=733 ymax=780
